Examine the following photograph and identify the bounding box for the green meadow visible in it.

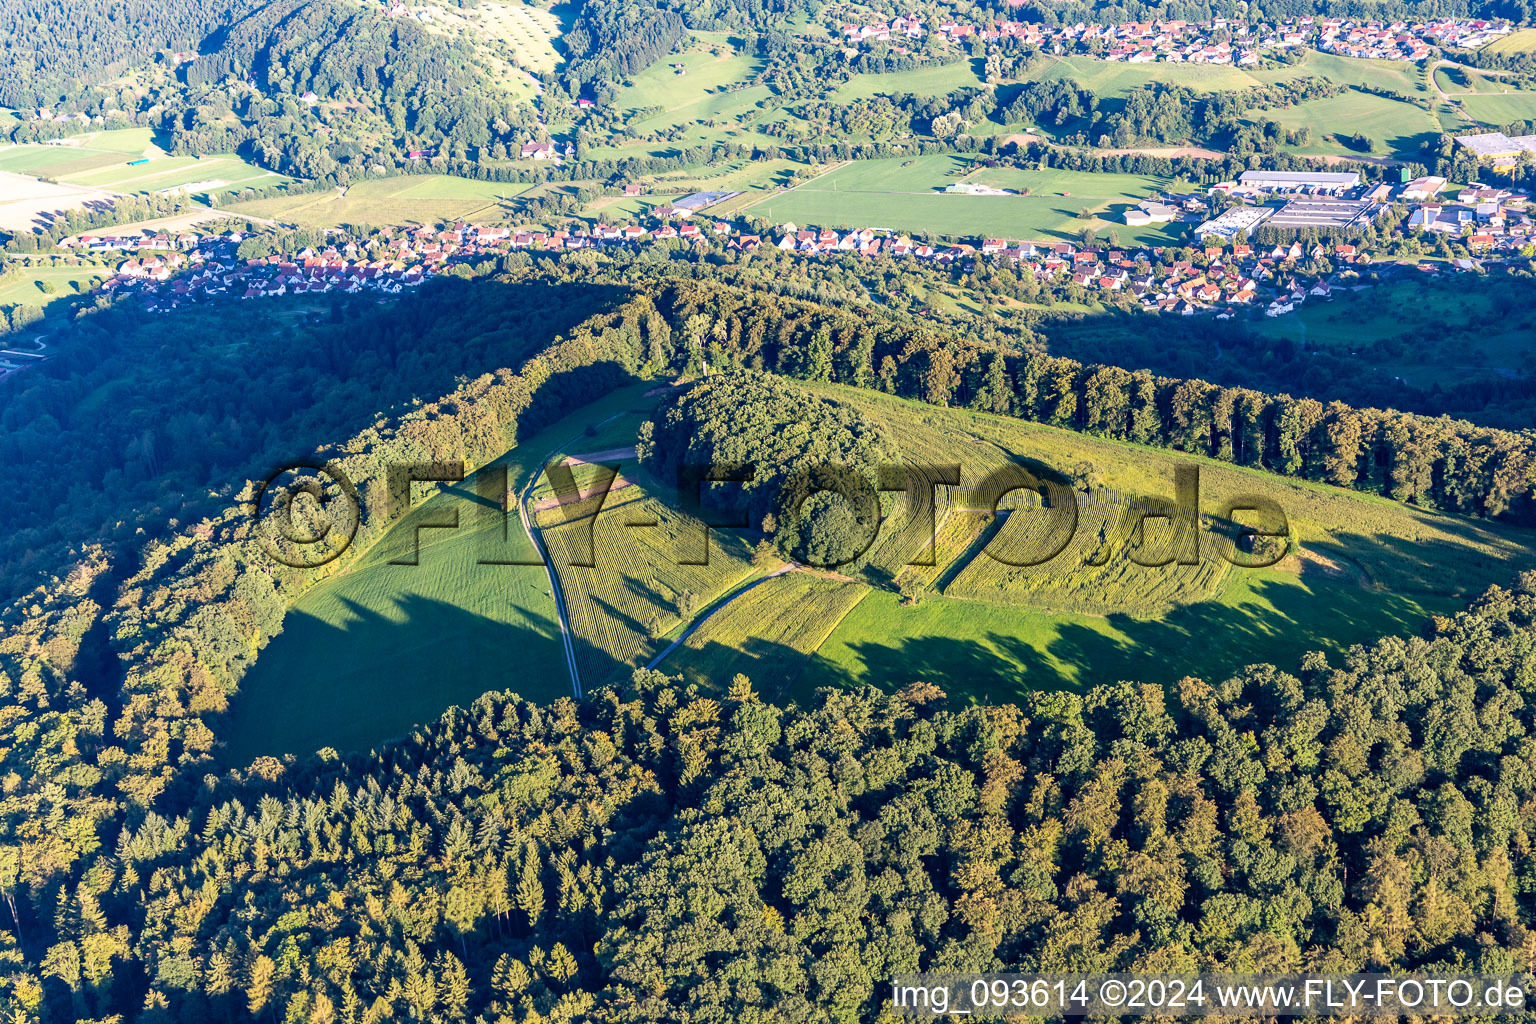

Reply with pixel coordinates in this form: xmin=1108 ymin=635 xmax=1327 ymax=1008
xmin=0 ymin=263 xmax=104 ymax=311
xmin=1247 ymin=278 xmax=1535 ymax=390
xmin=834 ymin=59 xmax=986 ymax=101
xmin=0 ymin=128 xmax=290 ymax=198
xmin=225 ymin=175 xmax=533 ymax=228
xmin=1482 ymin=28 xmax=1536 ymax=54
xmin=220 ymin=385 xmax=654 ymax=764
xmin=781 ymin=384 xmax=1536 ymax=706
xmin=742 ymin=155 xmax=1178 ymax=243
xmin=228 ymin=367 xmax=1536 ymax=745
xmin=1458 ymin=91 xmax=1536 ymax=125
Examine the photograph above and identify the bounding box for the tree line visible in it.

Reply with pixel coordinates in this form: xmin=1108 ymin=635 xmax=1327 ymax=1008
xmin=3 ymin=255 xmax=1536 ymax=1022
xmin=648 ymin=280 xmax=1536 ymax=522
xmin=10 ymin=542 xmax=1536 ymax=1021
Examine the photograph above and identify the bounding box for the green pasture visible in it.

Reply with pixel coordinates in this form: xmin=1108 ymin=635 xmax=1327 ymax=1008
xmin=1247 ymin=278 xmax=1534 ymax=389
xmin=1258 ymin=89 xmax=1440 ymax=160
xmin=743 ymin=157 xmax=1176 ymax=242
xmin=0 ymin=263 xmax=104 ymax=310
xmin=1021 ymin=55 xmax=1268 ymax=97
xmin=1482 ymin=28 xmax=1536 ymax=54
xmin=220 ymin=385 xmax=653 ymax=764
xmin=1458 ymin=91 xmax=1536 ymax=125
xmin=776 ymin=383 xmax=1536 ymax=706
xmin=834 ymin=60 xmax=986 ymax=101
xmin=615 ymin=38 xmax=766 ymax=124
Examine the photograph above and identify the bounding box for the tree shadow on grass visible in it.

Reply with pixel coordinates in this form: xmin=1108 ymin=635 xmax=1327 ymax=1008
xmin=221 ymin=592 xmax=566 ymax=766
xmin=795 ymin=547 xmax=1479 ymax=708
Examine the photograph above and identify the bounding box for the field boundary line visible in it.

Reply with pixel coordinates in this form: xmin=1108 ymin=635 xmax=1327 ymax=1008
xmin=735 ymin=159 xmax=850 ymax=215
xmin=518 ymin=412 xmax=631 ymax=699
xmin=767 ymin=579 xmax=876 ymax=704
xmin=644 ymin=564 xmax=795 ymax=671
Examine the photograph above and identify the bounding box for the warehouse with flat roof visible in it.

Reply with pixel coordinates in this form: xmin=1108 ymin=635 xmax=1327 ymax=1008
xmin=1456 ymin=131 xmax=1536 ymax=170
xmin=1264 ymin=198 xmax=1381 ymax=232
xmin=1194 ymin=204 xmax=1274 ymax=240
xmin=1237 ymin=170 xmax=1361 ymax=193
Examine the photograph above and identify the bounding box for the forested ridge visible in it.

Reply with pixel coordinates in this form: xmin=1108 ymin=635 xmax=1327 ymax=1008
xmin=0 ymin=0 xmax=265 ymax=109
xmin=642 ymin=281 xmax=1536 ymax=524
xmin=4 ymin=262 xmax=1536 ymax=1021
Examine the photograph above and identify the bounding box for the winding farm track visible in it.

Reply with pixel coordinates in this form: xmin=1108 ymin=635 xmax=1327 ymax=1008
xmin=1428 ymin=58 xmax=1522 ymax=126
xmin=514 ymin=412 xmax=632 ymax=700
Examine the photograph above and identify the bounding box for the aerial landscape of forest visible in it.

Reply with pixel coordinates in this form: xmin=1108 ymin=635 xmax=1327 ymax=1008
xmin=2 ymin=0 xmax=1536 ymax=1019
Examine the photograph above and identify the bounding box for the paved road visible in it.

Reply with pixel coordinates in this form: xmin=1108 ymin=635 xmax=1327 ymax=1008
xmin=514 ymin=412 xmax=631 ymax=699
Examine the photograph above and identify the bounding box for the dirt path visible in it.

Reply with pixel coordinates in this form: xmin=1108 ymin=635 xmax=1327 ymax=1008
xmin=645 ymin=563 xmax=796 ymax=671
xmin=1428 ymin=59 xmax=1522 ymax=126
xmin=516 ymin=412 xmax=633 ymax=699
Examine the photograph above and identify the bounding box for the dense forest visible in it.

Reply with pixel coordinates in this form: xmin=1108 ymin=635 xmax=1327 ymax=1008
xmin=7 ymin=556 xmax=1536 ymax=1021
xmin=4 ymin=253 xmax=1535 ymax=612
xmin=642 ymin=281 xmax=1536 ymax=523
xmin=0 ymin=0 xmax=264 ymax=108
xmin=641 ymin=370 xmax=899 ymax=566
xmin=1 ymin=232 xmax=1535 ymax=1021
xmin=0 ymin=274 xmax=626 ymax=605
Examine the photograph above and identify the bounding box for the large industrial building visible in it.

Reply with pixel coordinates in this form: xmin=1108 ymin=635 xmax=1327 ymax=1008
xmin=1236 ymin=170 xmax=1361 ymax=194
xmin=1263 ymin=198 xmax=1382 ymax=232
xmin=1194 ymin=205 xmax=1274 ymax=240
xmin=1455 ymin=131 xmax=1536 ymax=172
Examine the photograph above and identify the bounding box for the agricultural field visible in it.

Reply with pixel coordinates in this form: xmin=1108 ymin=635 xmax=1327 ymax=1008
xmin=225 ymin=175 xmax=532 ymax=229
xmin=1020 ymin=54 xmax=1273 ymax=97
xmin=665 ymin=573 xmax=871 ymax=696
xmin=742 ymin=155 xmax=1179 ymax=244
xmin=220 ymin=386 xmax=652 ymax=763
xmin=540 ymin=480 xmax=759 ymax=688
xmin=0 ymin=262 xmax=105 ymax=311
xmin=0 ymin=128 xmax=290 ymax=200
xmin=1256 ymin=89 xmax=1442 ymax=160
xmin=1247 ymin=277 xmax=1535 ymax=391
xmin=427 ymin=0 xmax=569 ymax=94
xmin=1458 ymin=91 xmax=1536 ymax=125
xmin=766 ymin=383 xmax=1536 ymax=706
xmin=1482 ymin=27 xmax=1536 ymax=54
xmin=833 ymin=59 xmax=986 ymax=101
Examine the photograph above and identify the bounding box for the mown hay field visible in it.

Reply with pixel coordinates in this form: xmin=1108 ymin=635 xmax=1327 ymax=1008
xmin=765 ymin=384 xmax=1536 ymax=705
xmin=221 ymin=386 xmax=653 ymax=762
xmin=541 ymin=487 xmax=758 ymax=687
xmin=668 ymin=573 xmax=870 ymax=696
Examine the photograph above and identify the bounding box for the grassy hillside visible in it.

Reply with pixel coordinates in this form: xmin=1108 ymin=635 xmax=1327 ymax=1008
xmin=1483 ymin=27 xmax=1536 ymax=54
xmin=220 ymin=386 xmax=653 ymax=763
xmin=230 ymin=366 xmax=1536 ymax=747
xmin=783 ymin=384 xmax=1536 ymax=703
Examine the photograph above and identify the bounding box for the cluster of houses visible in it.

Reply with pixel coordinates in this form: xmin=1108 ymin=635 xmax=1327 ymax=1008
xmin=1317 ymin=17 xmax=1509 ymax=60
xmin=84 ymin=225 xmax=526 ymax=310
xmin=519 ymin=140 xmax=577 ymax=163
xmin=73 ymin=212 xmax=1363 ymax=321
xmin=1403 ymin=182 xmax=1535 ymax=251
xmin=58 ymin=232 xmax=203 ymax=253
xmin=45 ymin=161 xmax=1534 ymax=318
xmin=837 ymin=14 xmax=1509 ymax=64
xmin=367 ymin=0 xmax=433 ymax=22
